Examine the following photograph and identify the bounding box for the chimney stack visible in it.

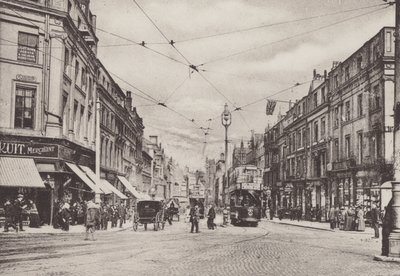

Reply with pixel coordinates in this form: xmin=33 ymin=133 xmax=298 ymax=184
xmin=313 ymin=69 xmax=316 ymax=78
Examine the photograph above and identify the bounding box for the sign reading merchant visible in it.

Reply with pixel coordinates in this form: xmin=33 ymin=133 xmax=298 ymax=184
xmin=0 ymin=140 xmax=58 ymax=158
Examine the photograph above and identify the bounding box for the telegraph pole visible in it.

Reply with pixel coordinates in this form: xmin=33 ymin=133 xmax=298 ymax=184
xmin=389 ymin=0 xmax=400 ymax=258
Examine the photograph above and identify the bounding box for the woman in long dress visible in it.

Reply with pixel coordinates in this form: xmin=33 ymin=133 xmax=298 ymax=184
xmin=344 ymin=207 xmax=355 ymax=231
xmin=356 ymin=206 xmax=365 ymax=232
xmin=28 ymin=200 xmax=41 ymax=228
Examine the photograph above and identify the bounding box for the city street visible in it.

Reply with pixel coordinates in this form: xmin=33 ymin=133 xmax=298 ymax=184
xmin=0 ymin=219 xmax=398 ymax=276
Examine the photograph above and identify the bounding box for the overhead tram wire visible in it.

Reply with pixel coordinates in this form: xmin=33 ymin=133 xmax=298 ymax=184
xmin=163 ymin=75 xmax=190 ymax=103
xmin=199 ymin=5 xmax=393 ymax=66
xmin=174 ymin=2 xmax=390 ymax=44
xmin=131 ymin=0 xmax=192 ymax=66
xmin=131 ymin=0 xmax=245 ymax=123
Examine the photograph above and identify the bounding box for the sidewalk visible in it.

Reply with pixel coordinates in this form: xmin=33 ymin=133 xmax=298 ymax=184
xmin=0 ymin=221 xmax=131 ymax=235
xmin=264 ymin=218 xmax=376 ymax=235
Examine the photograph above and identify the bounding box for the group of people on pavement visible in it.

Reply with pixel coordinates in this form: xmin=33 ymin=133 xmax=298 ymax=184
xmin=3 ymin=194 xmax=40 ymax=232
xmin=328 ymin=205 xmax=368 ymax=232
xmin=54 ymin=198 xmax=130 ymax=232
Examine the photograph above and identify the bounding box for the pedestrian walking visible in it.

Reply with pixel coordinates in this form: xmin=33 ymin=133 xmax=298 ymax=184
xmin=185 ymin=205 xmax=191 ymax=223
xmin=14 ymin=194 xmax=26 ymax=231
xmin=339 ymin=207 xmax=346 ymax=230
xmin=190 ymin=205 xmax=200 ymax=233
xmin=207 ymin=204 xmax=216 ymax=230
xmin=3 ymin=199 xmax=18 ymax=233
xmin=59 ymin=201 xmax=71 ymax=231
xmin=334 ymin=206 xmax=340 ymax=229
xmin=344 ymin=206 xmax=355 ymax=231
xmin=119 ymin=203 xmax=126 ymax=228
xmin=101 ymin=204 xmax=109 ymax=230
xmin=27 ymin=200 xmax=40 ymax=228
xmin=85 ymin=199 xmax=100 ymax=241
xmin=296 ymin=206 xmax=302 ymax=221
xmin=371 ymin=204 xmax=380 ymax=238
xmin=329 ymin=206 xmax=336 ymax=230
xmin=355 ymin=206 xmax=365 ymax=232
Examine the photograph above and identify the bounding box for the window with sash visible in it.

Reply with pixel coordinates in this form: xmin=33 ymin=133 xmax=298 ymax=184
xmin=15 ymin=86 xmax=35 ymax=129
xmin=17 ymin=32 xmax=38 ymax=63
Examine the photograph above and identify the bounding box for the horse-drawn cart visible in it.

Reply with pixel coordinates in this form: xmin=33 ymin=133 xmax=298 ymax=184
xmin=133 ymin=200 xmax=165 ymax=231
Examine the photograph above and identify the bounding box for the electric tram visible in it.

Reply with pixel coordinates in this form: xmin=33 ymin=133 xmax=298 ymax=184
xmin=229 ymin=165 xmax=263 ymax=226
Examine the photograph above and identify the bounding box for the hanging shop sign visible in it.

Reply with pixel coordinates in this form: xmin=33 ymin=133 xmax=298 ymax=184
xmin=0 ymin=140 xmax=58 ymax=157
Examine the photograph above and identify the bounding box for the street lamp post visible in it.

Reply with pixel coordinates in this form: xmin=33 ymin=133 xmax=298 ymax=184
xmin=221 ymin=103 xmax=231 ymax=207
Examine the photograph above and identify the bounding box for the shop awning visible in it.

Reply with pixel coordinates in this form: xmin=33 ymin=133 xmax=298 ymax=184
xmin=80 ymin=166 xmax=112 ymax=194
xmin=117 ymin=176 xmax=141 ymax=199
xmin=66 ymin=163 xmax=103 ymax=194
xmin=0 ymin=157 xmax=45 ymax=188
xmin=100 ymin=179 xmax=128 ymax=199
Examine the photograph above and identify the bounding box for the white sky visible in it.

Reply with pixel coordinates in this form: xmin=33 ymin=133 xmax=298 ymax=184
xmin=90 ymin=0 xmax=394 ymax=170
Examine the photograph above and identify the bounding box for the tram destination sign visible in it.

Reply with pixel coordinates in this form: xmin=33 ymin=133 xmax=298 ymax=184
xmin=0 ymin=140 xmax=58 ymax=158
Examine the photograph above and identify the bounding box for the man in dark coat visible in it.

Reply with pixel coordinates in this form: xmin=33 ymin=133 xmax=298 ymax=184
xmin=190 ymin=205 xmax=200 ymax=233
xmin=14 ymin=194 xmax=26 ymax=231
xmin=371 ymin=204 xmax=380 ymax=238
xmin=3 ymin=199 xmax=18 ymax=232
xmin=207 ymin=204 xmax=216 ymax=230
xmin=119 ymin=203 xmax=126 ymax=228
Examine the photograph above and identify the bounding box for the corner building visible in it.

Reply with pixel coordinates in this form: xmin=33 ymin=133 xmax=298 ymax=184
xmin=0 ymin=0 xmax=99 ymax=223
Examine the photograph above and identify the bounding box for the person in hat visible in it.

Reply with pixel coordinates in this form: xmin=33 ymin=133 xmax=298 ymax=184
xmin=355 ymin=206 xmax=365 ymax=232
xmin=190 ymin=205 xmax=200 ymax=233
xmin=14 ymin=194 xmax=26 ymax=231
xmin=85 ymin=198 xmax=100 ymax=241
xmin=3 ymin=199 xmax=18 ymax=233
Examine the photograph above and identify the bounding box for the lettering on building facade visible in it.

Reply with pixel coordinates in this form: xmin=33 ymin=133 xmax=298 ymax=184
xmin=0 ymin=140 xmax=58 ymax=157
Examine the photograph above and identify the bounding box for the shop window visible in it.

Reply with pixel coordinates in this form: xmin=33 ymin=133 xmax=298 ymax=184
xmin=14 ymin=86 xmax=35 ymax=129
xmin=17 ymin=32 xmax=38 ymax=63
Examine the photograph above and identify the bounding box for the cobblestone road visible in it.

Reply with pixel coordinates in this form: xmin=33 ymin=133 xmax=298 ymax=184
xmin=0 ymin=219 xmax=399 ymax=276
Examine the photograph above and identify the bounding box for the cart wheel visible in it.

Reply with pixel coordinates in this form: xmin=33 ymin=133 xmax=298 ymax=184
xmin=144 ymin=223 xmax=147 ymax=231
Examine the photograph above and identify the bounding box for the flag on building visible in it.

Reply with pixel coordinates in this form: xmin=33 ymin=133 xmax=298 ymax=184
xmin=266 ymin=100 xmax=277 ymax=115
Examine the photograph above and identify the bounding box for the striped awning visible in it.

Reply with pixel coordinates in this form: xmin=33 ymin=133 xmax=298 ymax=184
xmin=66 ymin=163 xmax=103 ymax=194
xmin=0 ymin=157 xmax=45 ymax=188
xmin=100 ymin=179 xmax=128 ymax=200
xmin=117 ymin=176 xmax=141 ymax=199
xmin=80 ymin=166 xmax=112 ymax=194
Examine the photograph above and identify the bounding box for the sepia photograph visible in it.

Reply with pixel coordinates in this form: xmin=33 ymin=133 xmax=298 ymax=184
xmin=1 ymin=0 xmax=400 ymax=275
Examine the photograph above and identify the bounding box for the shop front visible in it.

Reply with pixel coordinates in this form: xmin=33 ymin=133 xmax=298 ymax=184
xmin=0 ymin=135 xmax=97 ymax=226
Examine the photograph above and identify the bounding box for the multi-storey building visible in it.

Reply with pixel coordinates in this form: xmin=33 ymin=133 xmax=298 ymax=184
xmin=327 ymin=27 xmax=395 ymax=211
xmin=141 ymin=138 xmax=153 ymax=194
xmin=0 ymin=0 xmax=100 ymax=223
xmin=98 ymin=60 xmax=144 ymax=205
xmin=268 ymin=27 xmax=395 ymax=219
